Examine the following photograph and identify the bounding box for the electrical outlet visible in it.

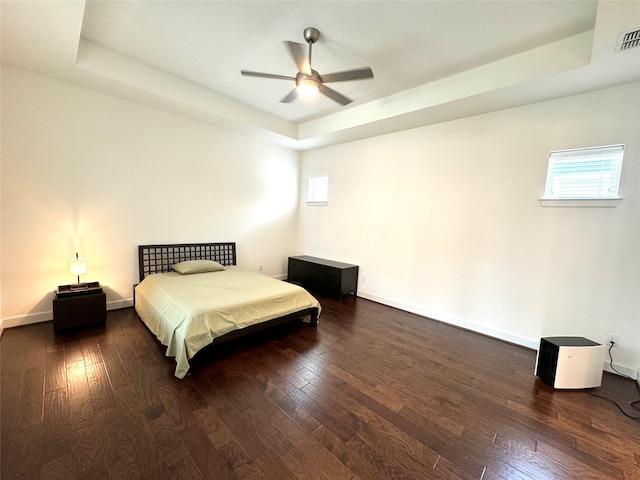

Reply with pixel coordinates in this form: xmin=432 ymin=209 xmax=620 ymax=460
xmin=607 ymin=334 xmax=619 ymax=346
xmin=361 ymin=276 xmax=366 ymax=284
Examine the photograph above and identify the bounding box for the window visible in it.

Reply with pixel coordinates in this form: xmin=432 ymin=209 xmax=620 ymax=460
xmin=541 ymin=144 xmax=624 ymax=207
xmin=307 ymin=176 xmax=328 ymax=205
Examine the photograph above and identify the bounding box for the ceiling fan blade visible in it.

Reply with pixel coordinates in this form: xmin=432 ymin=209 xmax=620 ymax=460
xmin=241 ymin=70 xmax=295 ymax=81
xmin=321 ymin=67 xmax=374 ymax=83
xmin=280 ymin=88 xmax=298 ymax=103
xmin=284 ymin=41 xmax=310 ymax=75
xmin=319 ymin=84 xmax=352 ymax=106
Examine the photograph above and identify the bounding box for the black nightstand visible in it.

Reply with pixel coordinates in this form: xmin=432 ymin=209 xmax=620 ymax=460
xmin=53 ymin=282 xmax=106 ymax=331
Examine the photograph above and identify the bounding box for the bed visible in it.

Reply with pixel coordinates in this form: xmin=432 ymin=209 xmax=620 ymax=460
xmin=134 ymin=242 xmax=320 ymax=378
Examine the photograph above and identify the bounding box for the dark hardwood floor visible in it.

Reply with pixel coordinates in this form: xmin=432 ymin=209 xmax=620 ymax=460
xmin=1 ymin=294 xmax=639 ymax=479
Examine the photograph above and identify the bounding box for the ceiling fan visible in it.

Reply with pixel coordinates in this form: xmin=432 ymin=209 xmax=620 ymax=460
xmin=241 ymin=27 xmax=374 ymax=106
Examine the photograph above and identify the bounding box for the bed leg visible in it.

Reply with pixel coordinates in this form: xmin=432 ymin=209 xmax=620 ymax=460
xmin=310 ymin=309 xmax=318 ymax=328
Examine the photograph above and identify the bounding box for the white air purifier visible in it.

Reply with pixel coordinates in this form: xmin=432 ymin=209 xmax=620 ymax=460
xmin=535 ymin=337 xmax=606 ymax=389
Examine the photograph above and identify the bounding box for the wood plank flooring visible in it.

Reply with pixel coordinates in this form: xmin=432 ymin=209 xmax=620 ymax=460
xmin=1 ymin=294 xmax=639 ymax=479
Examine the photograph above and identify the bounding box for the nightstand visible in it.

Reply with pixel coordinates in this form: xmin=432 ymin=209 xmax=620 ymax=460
xmin=53 ymin=282 xmax=106 ymax=331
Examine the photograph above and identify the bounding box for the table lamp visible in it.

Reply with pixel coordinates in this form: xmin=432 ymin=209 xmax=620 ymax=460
xmin=69 ymin=252 xmax=87 ymax=288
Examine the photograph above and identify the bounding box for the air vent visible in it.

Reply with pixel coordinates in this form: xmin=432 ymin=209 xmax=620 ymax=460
xmin=616 ymin=28 xmax=640 ymax=52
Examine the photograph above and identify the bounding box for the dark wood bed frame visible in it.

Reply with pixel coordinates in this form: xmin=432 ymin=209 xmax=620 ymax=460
xmin=136 ymin=242 xmax=318 ymax=363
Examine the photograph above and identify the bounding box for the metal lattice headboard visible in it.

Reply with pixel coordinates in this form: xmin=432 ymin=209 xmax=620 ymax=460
xmin=138 ymin=242 xmax=236 ymax=281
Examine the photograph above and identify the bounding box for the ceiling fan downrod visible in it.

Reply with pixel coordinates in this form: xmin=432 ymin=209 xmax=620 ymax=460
xmin=303 ymin=27 xmax=320 ymax=71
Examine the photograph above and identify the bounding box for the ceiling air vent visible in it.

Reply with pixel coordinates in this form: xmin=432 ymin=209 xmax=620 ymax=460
xmin=616 ymin=28 xmax=640 ymax=52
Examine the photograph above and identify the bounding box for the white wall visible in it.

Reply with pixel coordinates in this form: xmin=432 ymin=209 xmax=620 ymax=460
xmin=2 ymin=66 xmax=638 ymax=377
xmin=1 ymin=67 xmax=301 ymax=328
xmin=299 ymin=82 xmax=640 ymax=376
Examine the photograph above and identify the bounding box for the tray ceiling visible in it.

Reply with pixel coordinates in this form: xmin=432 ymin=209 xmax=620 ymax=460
xmin=2 ymin=1 xmax=639 ymax=150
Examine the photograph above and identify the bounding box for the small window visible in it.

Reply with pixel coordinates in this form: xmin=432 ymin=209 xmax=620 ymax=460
xmin=541 ymin=145 xmax=624 ymax=205
xmin=307 ymin=176 xmax=328 ymax=205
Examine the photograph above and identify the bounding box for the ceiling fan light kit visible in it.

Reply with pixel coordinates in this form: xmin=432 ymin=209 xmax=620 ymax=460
xmin=296 ymin=74 xmax=320 ymax=96
xmin=241 ymin=27 xmax=374 ymax=106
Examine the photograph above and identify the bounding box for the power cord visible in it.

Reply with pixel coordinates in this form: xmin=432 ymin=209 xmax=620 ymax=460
xmin=587 ymin=341 xmax=640 ymax=421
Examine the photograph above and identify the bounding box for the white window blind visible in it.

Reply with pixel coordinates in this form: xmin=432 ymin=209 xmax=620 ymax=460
xmin=307 ymin=176 xmax=328 ymax=205
xmin=543 ymin=145 xmax=624 ymax=199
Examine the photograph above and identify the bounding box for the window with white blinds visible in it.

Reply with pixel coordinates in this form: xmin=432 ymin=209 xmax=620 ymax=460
xmin=543 ymin=145 xmax=624 ymax=199
xmin=307 ymin=176 xmax=328 ymax=205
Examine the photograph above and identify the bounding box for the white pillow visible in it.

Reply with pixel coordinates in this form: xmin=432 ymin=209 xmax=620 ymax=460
xmin=172 ymin=259 xmax=225 ymax=274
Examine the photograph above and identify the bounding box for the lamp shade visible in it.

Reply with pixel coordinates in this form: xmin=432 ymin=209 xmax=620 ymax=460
xmin=69 ymin=255 xmax=87 ymax=276
xmin=69 ymin=259 xmax=87 ymax=276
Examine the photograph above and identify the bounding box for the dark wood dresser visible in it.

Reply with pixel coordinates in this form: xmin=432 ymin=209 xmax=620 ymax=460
xmin=288 ymin=255 xmax=358 ymax=300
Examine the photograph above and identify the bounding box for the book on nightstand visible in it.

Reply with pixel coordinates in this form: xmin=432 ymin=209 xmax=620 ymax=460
xmin=56 ymin=281 xmax=102 ymax=297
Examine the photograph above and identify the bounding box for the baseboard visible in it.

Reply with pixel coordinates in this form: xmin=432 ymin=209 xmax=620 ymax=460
xmin=0 ymin=298 xmax=134 ymax=331
xmin=358 ymin=290 xmax=540 ymax=351
xmin=1 ymin=310 xmax=54 ymax=330
xmin=603 ymin=362 xmax=639 ymax=380
xmin=107 ymin=298 xmax=134 ymax=311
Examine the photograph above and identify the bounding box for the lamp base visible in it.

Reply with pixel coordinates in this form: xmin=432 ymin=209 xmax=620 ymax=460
xmin=70 ymin=283 xmax=89 ymax=291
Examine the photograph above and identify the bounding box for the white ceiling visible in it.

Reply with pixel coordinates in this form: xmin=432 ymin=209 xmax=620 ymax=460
xmin=79 ymin=0 xmax=597 ymax=122
xmin=2 ymin=1 xmax=639 ymax=150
